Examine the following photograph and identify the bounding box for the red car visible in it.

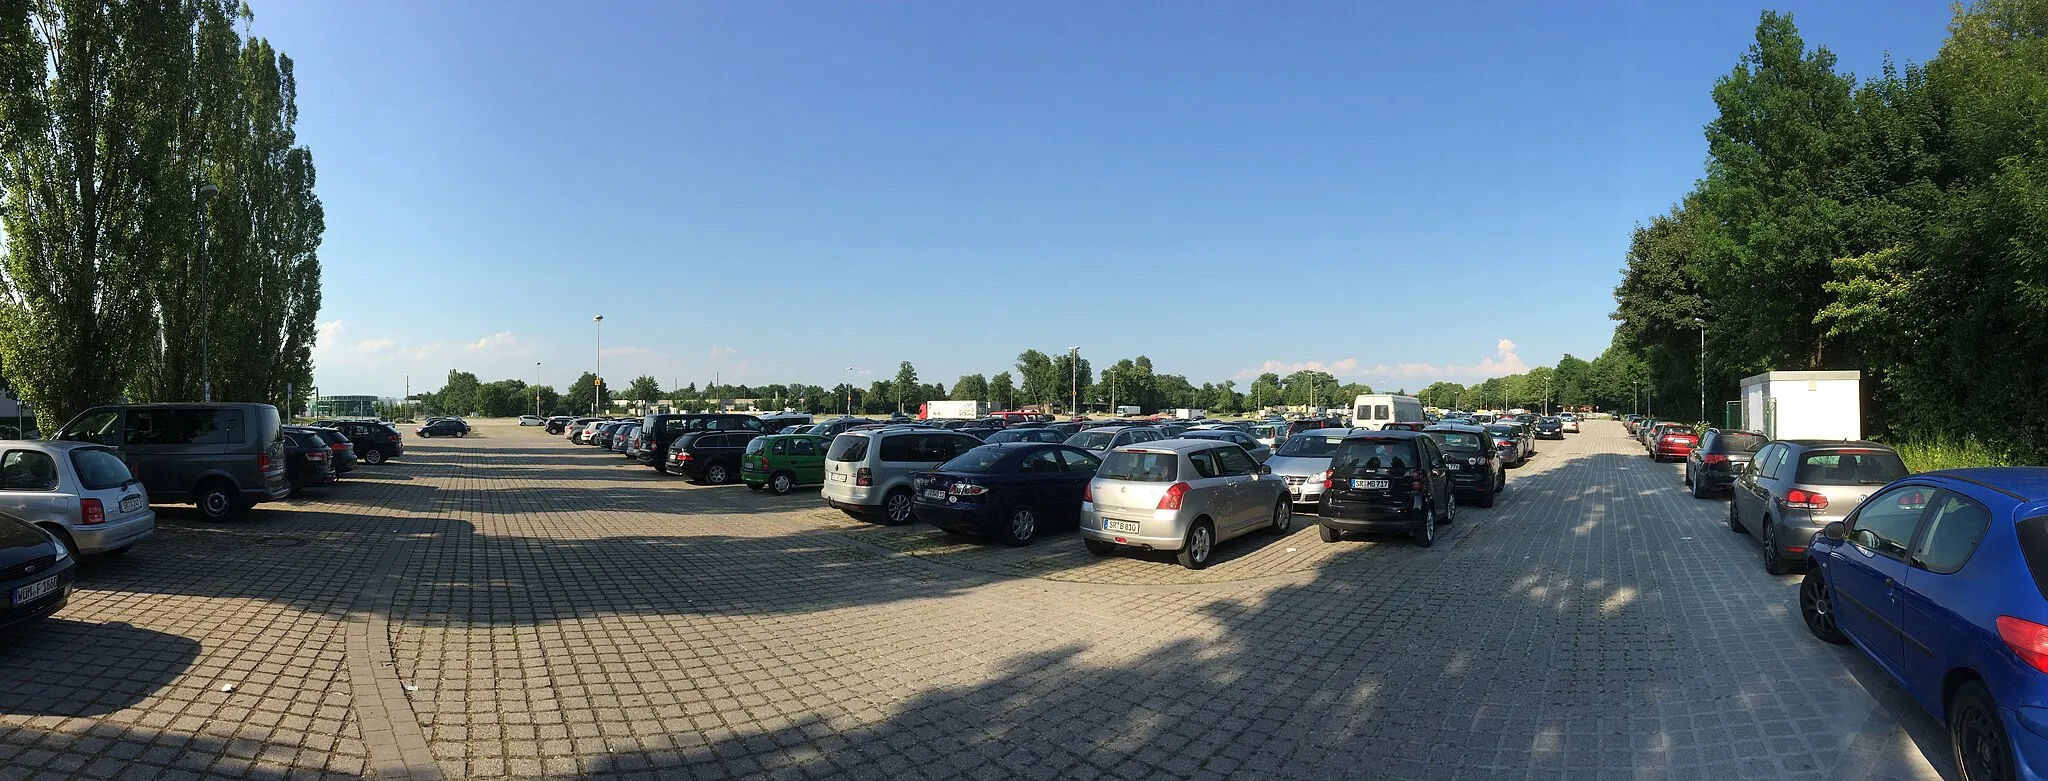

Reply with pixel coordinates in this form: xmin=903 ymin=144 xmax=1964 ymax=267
xmin=1650 ymin=424 xmax=1699 ymax=462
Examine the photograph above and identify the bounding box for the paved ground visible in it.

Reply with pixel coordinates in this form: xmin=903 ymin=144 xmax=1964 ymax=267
xmin=0 ymin=419 xmax=1955 ymax=780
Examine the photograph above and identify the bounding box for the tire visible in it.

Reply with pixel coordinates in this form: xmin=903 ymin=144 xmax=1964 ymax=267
xmin=1412 ymin=506 xmax=1436 ymax=547
xmin=881 ymin=489 xmax=915 ymax=525
xmin=1950 ymin=681 xmax=2017 ymax=781
xmin=1728 ymin=500 xmax=1747 ymax=534
xmin=704 ymin=463 xmax=731 ymax=485
xmin=1495 ymin=470 xmax=1505 ymax=493
xmin=1800 ymin=570 xmax=1849 ymax=645
xmin=1762 ymin=522 xmax=1791 ymax=575
xmin=1000 ymin=506 xmax=1039 ymax=547
xmin=1319 ymin=524 xmax=1338 ymax=543
xmin=769 ymin=472 xmax=795 ymax=496
xmin=419 ymin=431 xmax=431 ymax=438
xmin=1439 ymin=493 xmax=1457 ymax=526
xmin=362 ymin=448 xmax=386 ymax=465
xmin=1084 ymin=539 xmax=1116 ymax=556
xmin=1683 ymin=464 xmax=1693 ymax=488
xmin=455 ymin=431 xmax=466 ymax=438
xmin=1176 ymin=519 xmax=1215 ymax=569
xmin=1691 ymin=469 xmax=1709 ymax=499
xmin=1268 ymin=500 xmax=1293 ymax=535
xmin=747 ymin=483 xmax=764 ymax=492
xmin=655 ymin=455 xmax=670 ymax=475
xmin=195 ymin=481 xmax=239 ymax=522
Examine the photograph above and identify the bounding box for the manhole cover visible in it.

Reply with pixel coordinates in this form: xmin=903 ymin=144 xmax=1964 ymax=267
xmin=264 ymin=537 xmax=303 ymax=547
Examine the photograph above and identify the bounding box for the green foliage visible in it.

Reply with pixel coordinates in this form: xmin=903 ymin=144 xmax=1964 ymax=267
xmin=1891 ymin=435 xmax=2012 ymax=473
xmin=1014 ymin=350 xmax=1056 ymax=410
xmin=563 ymin=372 xmax=607 ymax=415
xmin=951 ymin=374 xmax=988 ymax=401
xmin=987 ymin=372 xmax=1016 ymax=411
xmin=627 ymin=375 xmax=662 ymax=405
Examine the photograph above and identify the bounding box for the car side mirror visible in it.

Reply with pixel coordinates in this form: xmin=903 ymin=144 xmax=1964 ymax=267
xmin=1822 ymin=521 xmax=1846 ymax=542
xmin=1258 ymin=464 xmax=1271 ymax=475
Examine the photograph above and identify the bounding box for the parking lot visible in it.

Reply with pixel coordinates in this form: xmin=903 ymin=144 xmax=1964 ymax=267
xmin=0 ymin=419 xmax=1955 ymax=780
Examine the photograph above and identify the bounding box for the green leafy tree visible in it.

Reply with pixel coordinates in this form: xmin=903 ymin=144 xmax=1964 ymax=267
xmin=1419 ymin=382 xmax=1465 ymax=409
xmin=952 ymin=374 xmax=988 ymax=401
xmin=563 ymin=372 xmax=607 ymax=414
xmin=1247 ymin=373 xmax=1283 ymax=412
xmin=987 ymin=372 xmax=1017 ymax=411
xmin=627 ymin=376 xmax=663 ymax=407
xmin=1014 ymin=350 xmax=1056 ymax=409
xmin=1049 ymin=352 xmax=1092 ymax=412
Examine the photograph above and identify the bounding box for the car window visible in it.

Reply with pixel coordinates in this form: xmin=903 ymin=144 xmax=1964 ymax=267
xmin=1214 ymin=447 xmax=1257 ymax=476
xmin=70 ymin=448 xmax=133 ymax=490
xmin=1186 ymin=450 xmax=1220 ymax=478
xmin=877 ymin=434 xmax=922 ymax=462
xmin=827 ymin=435 xmax=868 ymax=462
xmin=1018 ymin=449 xmax=1064 ymax=474
xmin=1057 ymin=448 xmax=1100 ymax=473
xmin=58 ymin=410 xmax=123 ymax=446
xmin=1333 ymin=439 xmax=1414 ymax=471
xmin=768 ymin=438 xmax=788 ymax=455
xmin=1794 ymin=450 xmax=1909 ymax=486
xmin=1428 ymin=431 xmax=1485 ymax=452
xmin=1756 ymin=445 xmax=1789 ymax=479
xmin=1847 ymin=484 xmax=1933 ymax=560
xmin=1066 ymin=431 xmax=1116 ymax=450
xmin=1716 ymin=431 xmax=1768 ymax=452
xmin=1276 ymin=434 xmax=1344 ymax=457
xmin=0 ymin=450 xmax=59 ymax=491
xmin=792 ymin=438 xmax=819 ymax=456
xmin=1098 ymin=451 xmax=1176 ymax=482
xmin=1912 ymin=490 xmax=1993 ymax=575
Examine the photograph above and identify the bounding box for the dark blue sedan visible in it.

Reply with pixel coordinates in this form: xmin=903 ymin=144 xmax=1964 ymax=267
xmin=909 ymin=443 xmax=1102 ymax=547
xmin=1800 ymin=467 xmax=2048 ymax=781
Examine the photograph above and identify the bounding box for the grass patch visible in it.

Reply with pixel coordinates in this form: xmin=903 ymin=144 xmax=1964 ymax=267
xmin=1892 ymin=436 xmax=2011 ymax=473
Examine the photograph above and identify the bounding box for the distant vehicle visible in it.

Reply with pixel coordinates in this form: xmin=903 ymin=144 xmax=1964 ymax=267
xmin=611 ymin=423 xmax=641 ymax=456
xmin=781 ymin=424 xmax=814 ymax=435
xmin=1622 ymin=414 xmax=1643 ymax=434
xmin=0 ymin=440 xmax=154 ymax=557
xmin=518 ymin=415 xmax=544 ymax=426
xmin=1168 ymin=408 xmax=1206 ymax=421
xmin=1798 ymin=467 xmax=2048 ymax=781
xmin=1351 ymin=394 xmax=1425 ymax=430
xmin=1559 ymin=414 xmax=1581 ymax=434
xmin=1114 ymin=406 xmax=1143 ymax=417
xmin=54 ymin=403 xmax=290 ymax=521
xmin=1250 ymin=423 xmax=1288 ymax=450
xmin=990 ymin=411 xmax=1053 ymax=424
xmin=911 ymin=443 xmax=1102 ymax=546
xmin=823 ymin=428 xmax=986 ymax=524
xmin=983 ymin=427 xmax=1069 ymax=445
xmin=1485 ymin=423 xmax=1531 ymax=468
xmin=1265 ymin=427 xmax=1353 ymax=508
xmin=314 ymin=420 xmax=404 ymax=464
xmin=1648 ymin=424 xmax=1698 ymax=461
xmin=288 ymin=426 xmax=357 ymax=474
xmin=757 ymin=411 xmax=814 ymax=434
xmin=636 ymin=414 xmax=764 ymax=472
xmin=0 ymin=510 xmax=75 ymax=630
xmin=1379 ymin=421 xmax=1429 ymax=432
xmin=1287 ymin=418 xmax=1346 ymax=438
xmin=1730 ymin=440 xmax=1908 ymax=575
xmin=1079 ymin=439 xmax=1289 ymax=569
xmin=1175 ymin=428 xmax=1272 ymax=463
xmin=417 ymin=419 xmax=470 ymax=438
xmin=1685 ymin=428 xmax=1767 ymax=499
xmin=921 ymin=400 xmax=989 ymax=421
xmin=1317 ymin=430 xmax=1457 ymax=547
xmin=1424 ymin=423 xmax=1503 ymax=508
xmin=280 ymin=429 xmax=337 ymax=487
xmin=807 ymin=417 xmax=881 ymax=441
xmin=742 ymin=433 xmax=830 ymax=495
xmin=1532 ymin=417 xmax=1564 ymax=440
xmin=1064 ymin=426 xmax=1166 ymax=457
xmin=544 ymin=416 xmax=575 ymax=434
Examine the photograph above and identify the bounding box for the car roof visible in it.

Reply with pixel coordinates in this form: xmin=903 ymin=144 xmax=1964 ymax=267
xmin=1927 ymin=467 xmax=2048 ymax=502
xmin=1777 ymin=439 xmax=1893 ymax=450
xmin=1118 ymin=438 xmax=1235 ymax=454
xmin=0 ymin=440 xmax=106 ymax=452
xmin=1424 ymin=423 xmax=1487 ymax=433
xmin=1341 ymin=429 xmax=1424 ymax=441
xmin=1080 ymin=425 xmax=1154 ymax=433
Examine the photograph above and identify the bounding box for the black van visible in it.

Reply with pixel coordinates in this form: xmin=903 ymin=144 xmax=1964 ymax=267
xmin=635 ymin=413 xmax=764 ymax=472
xmin=55 ymin=403 xmax=291 ymax=520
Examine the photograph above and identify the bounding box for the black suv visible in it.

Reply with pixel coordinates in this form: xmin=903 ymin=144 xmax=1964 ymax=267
xmin=667 ymin=430 xmax=761 ymax=484
xmin=1423 ymin=423 xmax=1503 ymax=507
xmin=636 ymin=413 xmax=764 ymax=472
xmin=1316 ymin=430 xmax=1456 ymax=547
xmin=313 ymin=420 xmax=404 ymax=464
xmin=1685 ymin=428 xmax=1768 ymax=498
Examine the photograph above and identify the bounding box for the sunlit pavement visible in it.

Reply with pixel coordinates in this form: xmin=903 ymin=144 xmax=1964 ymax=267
xmin=0 ymin=420 xmax=1949 ymax=780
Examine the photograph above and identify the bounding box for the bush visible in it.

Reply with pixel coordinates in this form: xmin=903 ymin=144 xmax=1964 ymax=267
xmin=1891 ymin=436 xmax=2010 ymax=473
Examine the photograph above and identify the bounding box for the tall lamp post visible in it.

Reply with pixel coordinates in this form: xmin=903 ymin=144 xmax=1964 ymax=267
xmin=843 ymin=367 xmax=854 ymax=415
xmin=197 ymin=182 xmax=218 ymax=401
xmin=1695 ymin=317 xmax=1707 ymax=424
xmin=534 ymin=361 xmax=542 ymax=417
xmin=1068 ymin=346 xmax=1080 ymax=418
xmin=592 ymin=315 xmax=604 ymax=414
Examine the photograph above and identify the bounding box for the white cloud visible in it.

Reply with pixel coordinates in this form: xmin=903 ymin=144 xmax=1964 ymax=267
xmin=1237 ymin=339 xmax=1528 ymax=384
xmin=313 ymin=320 xmax=348 ymax=351
xmin=465 ymin=331 xmax=518 ymax=352
xmin=356 ymin=337 xmax=395 ymax=353
xmin=1236 ymin=358 xmax=1360 ymax=379
xmin=708 ymin=345 xmax=736 ymax=360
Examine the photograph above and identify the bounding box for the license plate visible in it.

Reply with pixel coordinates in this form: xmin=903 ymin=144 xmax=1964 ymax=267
xmin=12 ymin=575 xmax=58 ymax=606
xmin=1289 ymin=490 xmax=1302 ymax=499
xmin=1446 ymin=463 xmax=1460 ymax=471
xmin=921 ymin=489 xmax=946 ymax=501
xmin=829 ymin=472 xmax=848 ymax=482
xmin=120 ymin=495 xmax=143 ymax=514
xmin=1352 ymin=479 xmax=1389 ymax=490
xmin=1103 ymin=519 xmax=1140 ymax=534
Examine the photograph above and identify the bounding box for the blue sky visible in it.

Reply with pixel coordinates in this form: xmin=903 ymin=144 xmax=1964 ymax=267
xmin=277 ymin=1 xmax=1953 ymax=398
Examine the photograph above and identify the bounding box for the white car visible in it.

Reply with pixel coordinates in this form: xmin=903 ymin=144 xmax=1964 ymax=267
xmin=1559 ymin=413 xmax=1581 ymax=434
xmin=518 ymin=415 xmax=544 ymax=426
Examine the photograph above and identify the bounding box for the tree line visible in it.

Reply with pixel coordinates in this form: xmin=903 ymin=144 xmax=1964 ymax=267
xmin=1610 ymin=2 xmax=2048 ymax=458
xmin=0 ymin=1 xmax=322 ymax=432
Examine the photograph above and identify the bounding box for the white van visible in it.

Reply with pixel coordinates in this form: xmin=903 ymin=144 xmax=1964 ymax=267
xmin=1351 ymin=394 xmax=1424 ymax=428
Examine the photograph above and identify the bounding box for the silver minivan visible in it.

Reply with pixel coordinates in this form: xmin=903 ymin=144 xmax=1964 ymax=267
xmin=0 ymin=440 xmax=155 ymax=556
xmin=1079 ymin=439 xmax=1291 ymax=569
xmin=822 ymin=427 xmax=985 ymax=524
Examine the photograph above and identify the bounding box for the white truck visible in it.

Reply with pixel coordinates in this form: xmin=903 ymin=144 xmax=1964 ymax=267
xmin=1170 ymin=408 xmax=1206 ymax=420
xmin=921 ymin=400 xmax=989 ymax=420
xmin=1114 ymin=406 xmax=1142 ymax=417
xmin=1739 ymin=371 xmax=1861 ymax=440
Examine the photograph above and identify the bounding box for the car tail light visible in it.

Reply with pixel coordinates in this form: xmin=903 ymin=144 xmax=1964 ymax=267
xmin=856 ymin=468 xmax=872 ymax=487
xmin=674 ymin=452 xmax=693 ymax=463
xmin=1703 ymin=454 xmax=1729 ymax=465
xmin=759 ymin=456 xmax=771 ymax=469
xmin=308 ymin=450 xmax=328 ymax=461
xmin=1158 ymin=482 xmax=1190 ymax=510
xmin=1083 ymin=482 xmax=1093 ymax=502
xmin=257 ymin=453 xmax=272 ymax=471
xmin=1322 ymin=469 xmax=1334 ymax=489
xmin=1834 ymin=449 xmax=1871 ymax=455
xmin=1410 ymin=473 xmax=1424 ymax=492
xmin=81 ymin=498 xmax=105 ymax=525
xmin=1998 ymin=616 xmax=2048 ymax=674
xmin=949 ymin=483 xmax=989 ymax=496
xmin=1784 ymin=489 xmax=1829 ymax=509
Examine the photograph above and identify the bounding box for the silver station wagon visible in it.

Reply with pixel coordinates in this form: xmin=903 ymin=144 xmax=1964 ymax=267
xmin=1079 ymin=438 xmax=1291 ymax=569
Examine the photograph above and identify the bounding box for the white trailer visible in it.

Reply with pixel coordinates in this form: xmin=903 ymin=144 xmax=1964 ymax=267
xmin=1352 ymin=394 xmax=1424 ymax=428
xmin=1739 ymin=370 xmax=1861 ymax=440
xmin=921 ymin=400 xmax=988 ymax=420
xmin=1114 ymin=406 xmax=1142 ymax=417
xmin=1170 ymin=408 xmax=1206 ymax=420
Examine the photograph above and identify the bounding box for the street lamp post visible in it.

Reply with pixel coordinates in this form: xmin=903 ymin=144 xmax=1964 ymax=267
xmin=592 ymin=315 xmax=604 ymax=414
xmin=1695 ymin=318 xmax=1707 ymax=424
xmin=844 ymin=367 xmax=854 ymax=415
xmin=197 ymin=182 xmax=218 ymax=401
xmin=534 ymin=361 xmax=542 ymax=417
xmin=1068 ymin=346 xmax=1079 ymax=418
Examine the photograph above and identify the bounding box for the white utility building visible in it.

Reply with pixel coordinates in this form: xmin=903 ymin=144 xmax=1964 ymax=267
xmin=1738 ymin=370 xmax=1862 ymax=441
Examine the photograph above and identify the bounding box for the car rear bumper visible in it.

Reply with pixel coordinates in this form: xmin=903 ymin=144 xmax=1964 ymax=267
xmin=1695 ymin=468 xmax=1738 ymax=489
xmin=1654 ymin=444 xmax=1695 ymax=459
xmin=0 ymin=559 xmax=74 ymax=630
xmin=1316 ymin=511 xmax=1426 ymax=534
xmin=1448 ymin=470 xmax=1492 ymax=493
xmin=913 ymin=501 xmax=1003 ymax=532
xmin=70 ymin=512 xmax=155 ymax=555
xmin=2008 ymin=705 xmax=2048 ymax=781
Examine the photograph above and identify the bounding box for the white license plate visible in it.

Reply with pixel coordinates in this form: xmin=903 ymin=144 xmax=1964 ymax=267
xmin=1446 ymin=464 xmax=1460 ymax=471
xmin=829 ymin=472 xmax=848 ymax=482
xmin=12 ymin=575 xmax=58 ymax=606
xmin=1103 ymin=519 xmax=1140 ymax=534
xmin=921 ymin=489 xmax=946 ymax=501
xmin=1351 ymin=479 xmax=1389 ymax=490
xmin=120 ymin=495 xmax=143 ymax=514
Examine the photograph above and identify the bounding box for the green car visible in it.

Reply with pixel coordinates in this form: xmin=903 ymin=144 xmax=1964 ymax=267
xmin=742 ymin=434 xmax=829 ymax=495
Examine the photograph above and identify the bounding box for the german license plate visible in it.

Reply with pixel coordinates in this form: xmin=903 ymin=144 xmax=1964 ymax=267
xmin=1103 ymin=519 xmax=1140 ymax=534
xmin=1446 ymin=463 xmax=1460 ymax=471
xmin=1352 ymin=479 xmax=1389 ymax=489
xmin=921 ymin=489 xmax=946 ymax=501
xmin=12 ymin=575 xmax=58 ymax=606
xmin=829 ymin=472 xmax=848 ymax=482
xmin=120 ymin=495 xmax=143 ymax=514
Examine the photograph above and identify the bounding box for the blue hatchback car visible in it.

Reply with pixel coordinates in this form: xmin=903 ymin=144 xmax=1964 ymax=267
xmin=909 ymin=443 xmax=1102 ymax=547
xmin=1800 ymin=467 xmax=2048 ymax=781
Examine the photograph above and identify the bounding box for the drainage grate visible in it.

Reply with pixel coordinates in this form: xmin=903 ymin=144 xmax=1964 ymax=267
xmin=264 ymin=537 xmax=304 ymax=547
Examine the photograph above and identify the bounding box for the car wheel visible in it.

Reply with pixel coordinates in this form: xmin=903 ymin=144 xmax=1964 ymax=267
xmin=1683 ymin=465 xmax=1693 ymax=488
xmin=1495 ymin=470 xmax=1505 ymax=493
xmin=455 ymin=431 xmax=466 ymax=438
xmin=1476 ymin=480 xmax=1496 ymax=508
xmin=655 ymin=456 xmax=670 ymax=475
xmin=1728 ymin=500 xmax=1747 ymax=534
xmin=1269 ymin=499 xmax=1292 ymax=535
xmin=1176 ymin=519 xmax=1215 ymax=569
xmin=1084 ymin=539 xmax=1116 ymax=556
xmin=1001 ymin=506 xmax=1038 ymax=547
xmin=881 ymin=489 xmax=915 ymax=525
xmin=1799 ymin=569 xmax=1848 ymax=645
xmin=1439 ymin=493 xmax=1457 ymax=526
xmin=1318 ymin=524 xmax=1338 ymax=543
xmin=196 ymin=481 xmax=239 ymax=522
xmin=1412 ymin=507 xmax=1436 ymax=548
xmin=704 ymin=463 xmax=730 ymax=485
xmin=362 ymin=448 xmax=386 ymax=465
xmin=770 ymin=472 xmax=795 ymax=495
xmin=1691 ymin=470 xmax=1709 ymax=499
xmin=1762 ymin=523 xmax=1791 ymax=575
xmin=419 ymin=431 xmax=431 ymax=438
xmin=1951 ymin=681 xmax=2017 ymax=781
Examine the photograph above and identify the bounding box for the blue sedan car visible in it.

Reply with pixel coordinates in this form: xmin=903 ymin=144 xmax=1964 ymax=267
xmin=909 ymin=443 xmax=1102 ymax=547
xmin=1800 ymin=467 xmax=2048 ymax=781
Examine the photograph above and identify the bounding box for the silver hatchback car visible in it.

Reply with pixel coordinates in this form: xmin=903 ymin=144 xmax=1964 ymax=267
xmin=1080 ymin=439 xmax=1291 ymax=569
xmin=1730 ymin=440 xmax=1909 ymax=575
xmin=0 ymin=440 xmax=155 ymax=557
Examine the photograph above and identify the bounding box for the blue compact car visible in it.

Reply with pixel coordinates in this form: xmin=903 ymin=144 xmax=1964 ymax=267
xmin=1800 ymin=467 xmax=2048 ymax=781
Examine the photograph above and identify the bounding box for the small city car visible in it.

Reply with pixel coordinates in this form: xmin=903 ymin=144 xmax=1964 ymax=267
xmin=823 ymin=428 xmax=985 ymax=524
xmin=1078 ymin=439 xmax=1290 ymax=569
xmin=1731 ymin=440 xmax=1909 ymax=574
xmin=911 ymin=443 xmax=1103 ymax=546
xmin=1532 ymin=417 xmax=1565 ymax=440
xmin=1423 ymin=423 xmax=1504 ymax=508
xmin=0 ymin=510 xmax=75 ymax=631
xmin=742 ymin=434 xmax=829 ymax=495
xmin=0 ymin=441 xmax=155 ymax=557
xmin=518 ymin=415 xmax=544 ymax=426
xmin=291 ymin=427 xmax=357 ymax=474
xmin=1317 ymin=430 xmax=1458 ymax=547
xmin=1799 ymin=467 xmax=2048 ymax=781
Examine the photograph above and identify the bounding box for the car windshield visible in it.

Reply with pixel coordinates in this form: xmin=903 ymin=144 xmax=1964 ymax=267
xmin=1429 ymin=431 xmax=1486 ymax=452
xmin=1486 ymin=425 xmax=1516 ymax=438
xmin=1715 ymin=431 xmax=1769 ymax=452
xmin=1332 ymin=440 xmax=1416 ymax=471
xmin=826 ymin=435 xmax=868 ymax=462
xmin=1067 ymin=431 xmax=1116 ymax=450
xmin=1276 ymin=434 xmax=1344 ymax=457
xmin=938 ymin=445 xmax=1010 ymax=473
xmin=1795 ymin=450 xmax=1909 ymax=486
xmin=1097 ymin=451 xmax=1176 ymax=482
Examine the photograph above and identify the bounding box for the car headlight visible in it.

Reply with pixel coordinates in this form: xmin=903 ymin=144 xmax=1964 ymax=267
xmin=46 ymin=529 xmax=69 ymax=560
xmin=1467 ymin=457 xmax=1479 ymax=466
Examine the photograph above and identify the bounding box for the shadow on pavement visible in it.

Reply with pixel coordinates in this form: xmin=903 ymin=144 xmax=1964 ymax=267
xmin=0 ymin=619 xmax=200 ymax=718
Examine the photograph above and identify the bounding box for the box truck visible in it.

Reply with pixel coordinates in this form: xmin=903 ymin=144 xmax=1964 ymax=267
xmin=921 ymin=400 xmax=989 ymax=420
xmin=1169 ymin=408 xmax=1206 ymax=420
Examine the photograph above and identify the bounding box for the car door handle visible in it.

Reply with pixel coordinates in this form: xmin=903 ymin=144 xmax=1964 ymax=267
xmin=1884 ymin=578 xmax=1897 ymax=589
